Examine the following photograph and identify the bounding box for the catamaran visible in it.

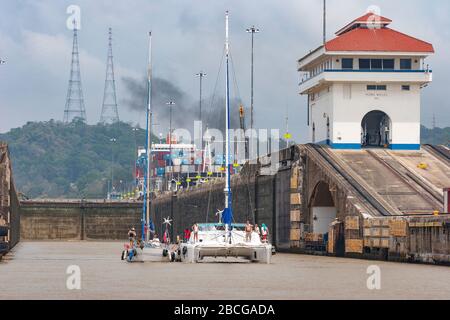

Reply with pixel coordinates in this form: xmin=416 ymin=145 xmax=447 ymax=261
xmin=179 ymin=11 xmax=272 ymax=264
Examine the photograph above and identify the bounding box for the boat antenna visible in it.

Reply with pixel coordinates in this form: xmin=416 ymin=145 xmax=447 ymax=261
xmin=323 ymin=0 xmax=326 ymax=45
xmin=142 ymin=31 xmax=153 ymax=242
xmin=222 ymin=11 xmax=233 ymax=228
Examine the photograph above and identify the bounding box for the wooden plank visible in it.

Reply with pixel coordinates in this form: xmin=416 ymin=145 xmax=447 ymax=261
xmin=290 ymin=169 xmax=298 ymax=189
xmin=345 ymin=216 xmax=359 ymax=230
xmin=327 ymin=227 xmax=335 ymax=253
xmin=290 ymin=193 xmax=301 ymax=205
xmin=290 ymin=210 xmax=301 ymax=222
xmin=389 ymin=219 xmax=407 ymax=237
xmin=345 ymin=239 xmax=363 ymax=253
xmin=409 ymin=222 xmax=443 ymax=228
xmin=290 ymin=228 xmax=300 ymax=241
xmin=380 ymin=238 xmax=389 ymax=248
xmin=363 ymin=238 xmax=370 ymax=247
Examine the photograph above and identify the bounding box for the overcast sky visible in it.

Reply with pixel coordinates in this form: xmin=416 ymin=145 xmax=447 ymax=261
xmin=1 ymin=0 xmax=449 ymax=142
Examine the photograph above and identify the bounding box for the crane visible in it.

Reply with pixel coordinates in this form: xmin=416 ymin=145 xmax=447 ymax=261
xmin=239 ymin=104 xmax=249 ymax=160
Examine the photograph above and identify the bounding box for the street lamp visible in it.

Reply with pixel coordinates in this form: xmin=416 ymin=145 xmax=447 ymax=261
xmin=246 ymin=25 xmax=259 ymax=152
xmin=166 ymin=101 xmax=175 ymax=186
xmin=110 ymin=138 xmax=117 ymax=195
xmin=132 ymin=127 xmax=139 ymax=184
xmin=195 ymin=72 xmax=206 ymax=122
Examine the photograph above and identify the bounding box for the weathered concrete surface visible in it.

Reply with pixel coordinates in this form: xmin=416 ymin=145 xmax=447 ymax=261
xmin=0 ymin=143 xmax=20 ymax=256
xmin=20 ymin=201 xmax=142 ymax=240
xmin=0 ymin=241 xmax=449 ymax=300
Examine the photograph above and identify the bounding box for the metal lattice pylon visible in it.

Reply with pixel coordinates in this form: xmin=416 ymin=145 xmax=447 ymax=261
xmin=100 ymin=27 xmax=119 ymax=124
xmin=64 ymin=20 xmax=87 ymax=123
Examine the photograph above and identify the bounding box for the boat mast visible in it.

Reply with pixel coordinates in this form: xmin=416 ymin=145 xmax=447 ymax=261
xmin=222 ymin=11 xmax=233 ymax=227
xmin=142 ymin=31 xmax=153 ymax=242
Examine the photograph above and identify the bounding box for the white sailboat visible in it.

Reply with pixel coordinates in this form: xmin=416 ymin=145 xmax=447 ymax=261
xmin=179 ymin=12 xmax=272 ymax=264
xmin=122 ymin=32 xmax=172 ymax=263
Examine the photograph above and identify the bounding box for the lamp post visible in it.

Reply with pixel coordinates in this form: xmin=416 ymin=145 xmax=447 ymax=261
xmin=166 ymin=101 xmax=175 ymax=187
xmin=195 ymin=72 xmax=206 ymax=123
xmin=132 ymin=127 xmax=138 ymax=185
xmin=110 ymin=138 xmax=117 ymax=196
xmin=246 ymin=25 xmax=259 ymax=158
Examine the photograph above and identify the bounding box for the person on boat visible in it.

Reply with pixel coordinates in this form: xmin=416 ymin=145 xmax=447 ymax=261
xmin=184 ymin=228 xmax=191 ymax=242
xmin=163 ymin=229 xmax=170 ymax=245
xmin=261 ymin=223 xmax=269 ymax=243
xmin=245 ymin=221 xmax=253 ymax=242
xmin=254 ymin=224 xmax=261 ymax=240
xmin=128 ymin=227 xmax=137 ymax=247
xmin=192 ymin=223 xmax=199 ymax=243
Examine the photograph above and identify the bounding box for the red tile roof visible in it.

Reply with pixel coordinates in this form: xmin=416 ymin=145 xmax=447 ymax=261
xmin=353 ymin=12 xmax=392 ymax=24
xmin=325 ymin=27 xmax=434 ymax=53
xmin=336 ymin=13 xmax=392 ymax=35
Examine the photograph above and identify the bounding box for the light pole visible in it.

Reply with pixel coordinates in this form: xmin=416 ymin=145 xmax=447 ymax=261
xmin=195 ymin=72 xmax=206 ymax=122
xmin=195 ymin=71 xmax=206 ymax=173
xmin=166 ymin=101 xmax=175 ymax=187
xmin=246 ymin=25 xmax=259 ymax=158
xmin=110 ymin=138 xmax=117 ymax=195
xmin=132 ymin=127 xmax=138 ymax=185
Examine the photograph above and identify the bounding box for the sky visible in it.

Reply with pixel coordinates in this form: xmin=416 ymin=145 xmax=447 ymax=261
xmin=1 ymin=0 xmax=449 ymax=143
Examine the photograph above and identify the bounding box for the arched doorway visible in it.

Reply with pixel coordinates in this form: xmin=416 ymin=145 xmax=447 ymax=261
xmin=309 ymin=181 xmax=336 ymax=234
xmin=361 ymin=110 xmax=391 ymax=148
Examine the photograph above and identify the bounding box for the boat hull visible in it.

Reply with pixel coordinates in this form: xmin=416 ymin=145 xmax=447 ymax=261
xmin=180 ymin=243 xmax=272 ymax=264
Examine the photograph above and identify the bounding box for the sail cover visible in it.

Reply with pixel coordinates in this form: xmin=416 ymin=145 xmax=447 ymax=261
xmin=222 ymin=207 xmax=233 ymax=225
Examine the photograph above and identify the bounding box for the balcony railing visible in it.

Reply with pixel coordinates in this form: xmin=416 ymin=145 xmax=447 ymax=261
xmin=299 ymin=68 xmax=433 ymax=85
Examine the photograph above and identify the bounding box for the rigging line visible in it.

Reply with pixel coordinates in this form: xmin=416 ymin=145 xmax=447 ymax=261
xmin=205 ymin=46 xmax=226 ymax=129
xmin=229 ymin=49 xmax=242 ymax=103
xmin=205 ymin=178 xmax=214 ymax=223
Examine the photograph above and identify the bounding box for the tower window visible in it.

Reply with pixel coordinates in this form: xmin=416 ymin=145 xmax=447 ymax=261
xmin=367 ymin=85 xmax=387 ymax=91
xmin=342 ymin=58 xmax=353 ymax=69
xmin=370 ymin=59 xmax=382 ymax=70
xmin=359 ymin=59 xmax=370 ymax=69
xmin=402 ymin=85 xmax=410 ymax=91
xmin=359 ymin=59 xmax=395 ymax=70
xmin=383 ymin=59 xmax=395 ymax=70
xmin=400 ymin=59 xmax=412 ymax=70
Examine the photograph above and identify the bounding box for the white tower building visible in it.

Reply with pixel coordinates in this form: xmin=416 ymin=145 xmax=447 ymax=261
xmin=298 ymin=13 xmax=434 ymax=150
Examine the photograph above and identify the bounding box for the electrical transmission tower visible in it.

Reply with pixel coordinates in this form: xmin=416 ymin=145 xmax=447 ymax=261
xmin=64 ymin=20 xmax=87 ymax=123
xmin=100 ymin=27 xmax=119 ymax=124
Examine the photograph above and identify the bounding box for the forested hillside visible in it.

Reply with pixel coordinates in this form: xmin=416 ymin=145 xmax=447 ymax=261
xmin=0 ymin=119 xmax=153 ymax=198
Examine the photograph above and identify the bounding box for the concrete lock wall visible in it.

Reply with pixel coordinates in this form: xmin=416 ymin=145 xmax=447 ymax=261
xmin=20 ymin=202 xmax=142 ymax=240
xmin=0 ymin=143 xmax=20 ymax=255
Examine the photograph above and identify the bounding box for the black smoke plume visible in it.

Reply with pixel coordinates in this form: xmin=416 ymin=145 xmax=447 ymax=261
xmin=121 ymin=76 xmax=242 ymax=136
